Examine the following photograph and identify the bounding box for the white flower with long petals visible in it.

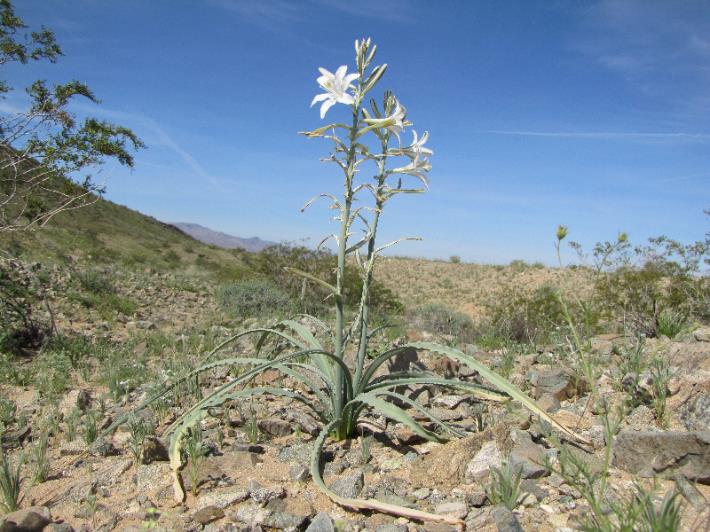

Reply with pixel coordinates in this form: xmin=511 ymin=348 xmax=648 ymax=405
xmin=398 ymin=130 xmax=433 ymax=159
xmin=391 ymin=153 xmax=431 ymax=184
xmin=385 ymin=100 xmax=406 ymax=140
xmin=310 ymin=65 xmax=359 ymax=119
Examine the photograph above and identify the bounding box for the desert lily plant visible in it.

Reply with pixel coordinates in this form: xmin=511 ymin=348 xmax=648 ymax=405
xmin=108 ymin=38 xmax=585 ymax=527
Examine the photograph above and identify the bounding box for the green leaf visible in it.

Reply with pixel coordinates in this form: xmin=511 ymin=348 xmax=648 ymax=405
xmin=408 ymin=342 xmax=590 ymax=444
xmin=352 ymin=392 xmax=445 ymax=443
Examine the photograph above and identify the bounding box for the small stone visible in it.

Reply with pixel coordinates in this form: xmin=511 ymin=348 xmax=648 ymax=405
xmin=257 ymin=418 xmax=292 ymax=437
xmin=0 ymin=506 xmax=52 ymax=531
xmin=289 ymin=463 xmax=310 ymax=482
xmin=412 ymin=487 xmax=431 ymax=500
xmin=537 ymin=393 xmax=561 ymax=413
xmin=467 ymin=489 xmax=487 ymax=507
xmin=465 ymin=441 xmax=503 ymax=482
xmin=508 ymin=430 xmax=548 ymax=479
xmin=306 ymin=512 xmax=335 ymax=532
xmin=248 ymin=480 xmax=286 ymax=505
xmin=693 ymin=327 xmax=710 ymax=342
xmin=193 ymin=505 xmax=224 ymax=525
xmin=329 ymin=471 xmax=364 ymax=499
xmin=492 ymin=505 xmax=523 ymax=532
xmin=435 ymin=501 xmax=468 ymax=519
xmin=141 ymin=436 xmax=169 ymax=464
xmin=432 ymin=395 xmax=467 ymax=409
xmin=196 ymin=488 xmax=250 ymax=511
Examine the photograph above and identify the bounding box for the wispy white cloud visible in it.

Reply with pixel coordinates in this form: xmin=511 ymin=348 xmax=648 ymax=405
xmin=70 ymin=103 xmax=225 ymax=191
xmin=478 ymin=130 xmax=710 ymax=142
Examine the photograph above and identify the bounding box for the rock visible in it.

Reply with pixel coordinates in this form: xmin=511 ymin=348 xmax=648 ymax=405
xmin=492 ymin=505 xmax=523 ymax=532
xmin=306 ymin=512 xmax=335 ymax=532
xmin=680 ymin=392 xmax=710 ymax=432
xmin=410 ymin=428 xmax=500 ymax=489
xmin=528 ymin=368 xmax=578 ymax=400
xmin=141 ymin=436 xmax=169 ymax=463
xmin=0 ymin=425 xmax=30 ymax=450
xmin=42 ymin=524 xmax=73 ymax=532
xmin=537 ymin=393 xmax=561 ymax=413
xmin=328 ymin=471 xmax=364 ymax=499
xmin=412 ymin=487 xmax=431 ymax=500
xmin=196 ymin=488 xmax=250 ymax=511
xmin=465 ymin=507 xmax=495 ymax=530
xmin=434 ymin=501 xmax=468 ymax=519
xmin=248 ymin=480 xmax=286 ymax=505
xmin=693 ymin=327 xmax=710 ymax=342
xmin=508 ymin=430 xmax=548 ymax=479
xmin=289 ymin=464 xmax=310 ymax=482
xmin=467 ymin=489 xmax=487 ymax=507
xmin=257 ymin=417 xmax=292 ymax=437
xmin=0 ymin=506 xmax=51 ymax=531
xmin=432 ymin=395 xmax=467 ymax=409
xmin=283 ymin=410 xmax=320 ymax=436
xmin=613 ymin=430 xmax=710 ymax=484
xmin=59 ymin=390 xmax=91 ymax=417
xmin=674 ymin=474 xmax=707 ymax=511
xmin=465 ymin=440 xmax=503 ymax=482
xmin=193 ymin=506 xmax=224 ymax=525
xmin=262 ymin=500 xmax=309 ymax=531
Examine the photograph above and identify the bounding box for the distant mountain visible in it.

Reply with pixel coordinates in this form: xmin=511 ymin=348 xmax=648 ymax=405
xmin=172 ymin=223 xmax=275 ymax=252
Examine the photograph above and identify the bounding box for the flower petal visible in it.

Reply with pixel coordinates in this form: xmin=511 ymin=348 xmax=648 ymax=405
xmin=311 ymin=93 xmax=330 ymax=106
xmin=319 ymin=98 xmax=336 ymax=119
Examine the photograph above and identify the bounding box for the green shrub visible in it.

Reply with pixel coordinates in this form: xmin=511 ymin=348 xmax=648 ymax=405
xmin=655 ymin=309 xmax=686 ymax=339
xmin=408 ymin=303 xmax=475 ymax=342
xmin=217 ymin=279 xmax=292 ymax=318
xmin=74 ymin=269 xmax=115 ymax=294
xmin=248 ymin=244 xmax=403 ymax=317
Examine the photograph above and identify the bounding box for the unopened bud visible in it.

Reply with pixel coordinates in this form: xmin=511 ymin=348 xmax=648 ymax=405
xmin=617 ymin=232 xmax=628 ymax=243
xmin=556 ymin=225 xmax=568 ymax=241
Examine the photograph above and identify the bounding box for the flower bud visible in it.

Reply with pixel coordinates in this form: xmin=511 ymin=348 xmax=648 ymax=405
xmin=617 ymin=232 xmax=628 ymax=243
xmin=556 ymin=225 xmax=568 ymax=241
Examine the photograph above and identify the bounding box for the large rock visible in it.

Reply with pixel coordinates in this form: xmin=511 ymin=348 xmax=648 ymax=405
xmin=507 ymin=429 xmax=548 ymax=479
xmin=679 ymin=391 xmax=710 ymax=432
xmin=328 ymin=471 xmax=364 ymax=499
xmin=613 ymin=430 xmax=710 ymax=484
xmin=410 ymin=426 xmax=509 ymax=489
xmin=693 ymin=327 xmax=710 ymax=342
xmin=528 ymin=368 xmax=579 ymax=400
xmin=465 ymin=440 xmax=503 ymax=482
xmin=305 ymin=512 xmax=334 ymax=532
xmin=0 ymin=506 xmax=51 ymax=531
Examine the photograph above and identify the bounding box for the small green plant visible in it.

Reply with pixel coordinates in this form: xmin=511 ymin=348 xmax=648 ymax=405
xmin=246 ymin=401 xmax=260 ymax=445
xmin=486 ymin=462 xmax=523 ymax=510
xmin=0 ymin=449 xmax=23 ymax=513
xmin=655 ymin=309 xmax=686 ymax=339
xmin=0 ymin=398 xmax=16 ymax=429
xmin=183 ymin=427 xmax=206 ymax=496
xmin=449 ymin=255 xmax=461 ymax=264
xmin=65 ymin=407 xmax=81 ymax=442
xmin=30 ymin=433 xmax=50 ymax=485
xmin=82 ymin=409 xmax=99 ymax=446
xmin=127 ymin=415 xmax=154 ymax=463
xmin=649 ymin=355 xmax=672 ymax=429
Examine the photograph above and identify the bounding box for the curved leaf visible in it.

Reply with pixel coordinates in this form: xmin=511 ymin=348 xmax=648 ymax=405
xmin=408 ymin=342 xmax=590 ymax=444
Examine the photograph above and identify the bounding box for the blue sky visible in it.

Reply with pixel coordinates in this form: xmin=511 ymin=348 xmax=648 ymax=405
xmin=5 ymin=0 xmax=710 ymax=264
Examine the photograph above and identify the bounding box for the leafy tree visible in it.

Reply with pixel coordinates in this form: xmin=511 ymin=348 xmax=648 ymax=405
xmin=0 ymin=0 xmax=144 ymax=233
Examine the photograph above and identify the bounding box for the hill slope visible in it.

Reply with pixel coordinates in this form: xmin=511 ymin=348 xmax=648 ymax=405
xmin=0 ymin=195 xmax=251 ymax=280
xmin=171 ymin=222 xmax=274 ymax=252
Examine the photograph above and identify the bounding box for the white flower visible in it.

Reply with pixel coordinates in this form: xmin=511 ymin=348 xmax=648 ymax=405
xmin=398 ymin=130 xmax=433 ymax=159
xmin=391 ymin=153 xmax=431 ymax=182
xmin=362 ymin=98 xmax=407 ymax=139
xmin=385 ymin=100 xmax=406 ymax=139
xmin=310 ymin=65 xmax=359 ymax=119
